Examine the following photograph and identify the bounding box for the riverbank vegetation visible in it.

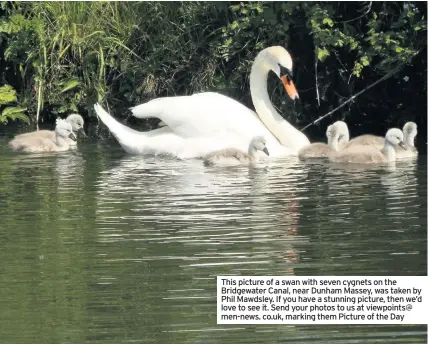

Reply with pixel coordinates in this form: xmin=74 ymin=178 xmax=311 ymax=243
xmin=0 ymin=2 xmax=426 ymax=141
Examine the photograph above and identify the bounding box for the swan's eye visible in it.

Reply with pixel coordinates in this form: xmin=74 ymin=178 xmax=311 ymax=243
xmin=278 ymin=64 xmax=293 ymax=80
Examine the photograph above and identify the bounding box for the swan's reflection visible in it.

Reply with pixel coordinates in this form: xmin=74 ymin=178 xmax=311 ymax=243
xmin=94 ymin=156 xmax=309 ymax=275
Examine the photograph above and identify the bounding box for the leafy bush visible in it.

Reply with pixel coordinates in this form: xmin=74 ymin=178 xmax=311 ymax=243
xmin=0 ymin=1 xmax=425 ymax=142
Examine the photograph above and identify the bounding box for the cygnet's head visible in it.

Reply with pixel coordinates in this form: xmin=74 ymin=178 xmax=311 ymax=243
xmin=66 ymin=114 xmax=86 ymax=136
xmin=56 ymin=119 xmax=76 ymax=140
xmin=326 ymin=121 xmax=349 ymax=146
xmin=403 ymin=122 xmax=417 ymax=145
xmin=385 ymin=128 xmax=406 ymax=149
xmin=255 ymin=46 xmax=298 ymax=100
xmin=334 ymin=121 xmax=350 ymax=144
xmin=251 ymin=136 xmax=269 ymax=156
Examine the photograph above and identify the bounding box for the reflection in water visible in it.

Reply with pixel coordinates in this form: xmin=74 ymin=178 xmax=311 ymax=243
xmin=0 ymin=134 xmax=426 ymax=344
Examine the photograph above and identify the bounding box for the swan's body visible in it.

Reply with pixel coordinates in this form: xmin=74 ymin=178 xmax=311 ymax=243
xmin=9 ymin=119 xmax=76 ymax=153
xmin=298 ymin=121 xmax=349 ymax=159
xmin=95 ymin=46 xmax=309 ymax=158
xmin=330 ymin=128 xmax=406 ymax=164
xmin=203 ymin=136 xmax=269 ymax=166
xmin=13 ymin=114 xmax=85 ymax=146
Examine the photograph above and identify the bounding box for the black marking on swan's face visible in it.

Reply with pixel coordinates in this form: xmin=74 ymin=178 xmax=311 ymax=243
xmin=279 ymin=64 xmax=293 ymax=80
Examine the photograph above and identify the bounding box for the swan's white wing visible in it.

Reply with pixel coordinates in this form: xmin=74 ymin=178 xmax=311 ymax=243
xmin=131 ymin=92 xmax=267 ymax=138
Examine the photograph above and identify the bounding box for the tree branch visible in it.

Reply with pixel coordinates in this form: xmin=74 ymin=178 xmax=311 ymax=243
xmin=336 ymin=2 xmax=372 ymax=24
xmin=301 ymin=50 xmax=421 ymax=132
xmin=315 ymin=50 xmax=320 ymax=107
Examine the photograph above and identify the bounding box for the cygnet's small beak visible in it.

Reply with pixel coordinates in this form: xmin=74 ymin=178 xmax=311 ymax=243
xmin=399 ymin=141 xmax=407 ymax=150
xmin=262 ymin=147 xmax=270 ymax=156
xmin=69 ymin=132 xmax=77 ymax=141
xmin=78 ymin=128 xmax=87 ymax=138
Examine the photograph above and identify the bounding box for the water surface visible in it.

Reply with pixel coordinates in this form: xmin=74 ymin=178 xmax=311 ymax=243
xmin=0 ymin=129 xmax=426 ymax=343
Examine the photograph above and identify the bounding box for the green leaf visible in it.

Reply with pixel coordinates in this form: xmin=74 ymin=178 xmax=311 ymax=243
xmin=7 ymin=112 xmax=30 ymax=123
xmin=316 ymin=47 xmax=330 ymax=62
xmin=1 ymin=106 xmax=29 ymax=123
xmin=395 ymin=47 xmax=403 ymax=53
xmin=0 ymin=85 xmax=17 ymax=105
xmin=2 ymin=106 xmax=27 ymax=116
xmin=59 ymin=79 xmax=80 ymax=93
xmin=360 ymin=56 xmax=370 ymax=66
xmin=322 ymin=18 xmax=334 ymax=27
xmin=230 ymin=21 xmax=239 ymax=30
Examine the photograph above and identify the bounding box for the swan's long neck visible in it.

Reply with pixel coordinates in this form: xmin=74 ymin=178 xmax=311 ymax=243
xmin=382 ymin=141 xmax=396 ymax=162
xmin=250 ymin=61 xmax=309 ymax=151
xmin=404 ymin=133 xmax=415 ymax=147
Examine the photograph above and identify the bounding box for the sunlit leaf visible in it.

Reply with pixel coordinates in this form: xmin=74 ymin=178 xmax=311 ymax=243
xmin=59 ymin=79 xmax=80 ymax=93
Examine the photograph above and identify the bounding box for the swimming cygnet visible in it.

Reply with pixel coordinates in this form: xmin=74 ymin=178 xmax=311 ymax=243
xmin=344 ymin=121 xmax=418 ymax=158
xmin=298 ymin=121 xmax=349 ymax=159
xmin=13 ymin=113 xmax=86 ymax=146
xmin=203 ymin=136 xmax=269 ymax=166
xmin=396 ymin=122 xmax=418 ymax=159
xmin=330 ymin=128 xmax=406 ymax=164
xmin=9 ymin=119 xmax=76 ymax=153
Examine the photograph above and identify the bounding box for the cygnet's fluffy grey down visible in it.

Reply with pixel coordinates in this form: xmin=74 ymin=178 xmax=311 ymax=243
xmin=9 ymin=119 xmax=76 ymax=153
xmin=12 ymin=114 xmax=85 ymax=146
xmin=330 ymin=128 xmax=406 ymax=164
xmin=203 ymin=136 xmax=269 ymax=166
xmin=344 ymin=122 xmax=418 ymax=159
xmin=298 ymin=121 xmax=349 ymax=159
xmin=344 ymin=133 xmax=384 ymax=149
xmin=396 ymin=122 xmax=418 ymax=159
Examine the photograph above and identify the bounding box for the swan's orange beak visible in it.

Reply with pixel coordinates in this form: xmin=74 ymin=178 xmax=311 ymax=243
xmin=281 ymin=75 xmax=299 ymax=100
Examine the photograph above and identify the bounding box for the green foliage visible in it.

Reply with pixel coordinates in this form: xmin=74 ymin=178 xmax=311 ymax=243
xmin=0 ymin=85 xmax=29 ymax=123
xmin=0 ymin=1 xmax=425 ymax=135
xmin=0 ymin=84 xmax=17 ymax=105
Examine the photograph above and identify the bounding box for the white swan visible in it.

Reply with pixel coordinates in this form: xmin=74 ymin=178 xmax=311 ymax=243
xmin=9 ymin=119 xmax=76 ymax=153
xmin=203 ymin=136 xmax=268 ymax=166
xmin=298 ymin=121 xmax=349 ymax=159
xmin=13 ymin=114 xmax=85 ymax=146
xmin=94 ymin=46 xmax=310 ymax=158
xmin=330 ymin=128 xmax=406 ymax=164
